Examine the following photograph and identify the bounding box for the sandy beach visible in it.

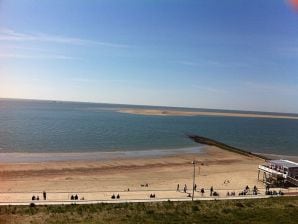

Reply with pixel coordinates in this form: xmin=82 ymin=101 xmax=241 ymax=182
xmin=119 ymin=109 xmax=298 ymax=120
xmin=0 ymin=146 xmax=281 ymax=203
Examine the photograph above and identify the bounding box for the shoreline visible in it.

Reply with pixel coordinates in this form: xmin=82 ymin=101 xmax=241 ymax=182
xmin=0 ymin=145 xmax=297 ymax=163
xmin=0 ymin=146 xmax=203 ymax=163
xmin=119 ymin=108 xmax=298 ymax=120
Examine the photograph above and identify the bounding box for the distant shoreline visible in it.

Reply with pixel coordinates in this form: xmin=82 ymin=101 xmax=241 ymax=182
xmin=2 ymin=97 xmax=298 ymax=117
xmin=119 ymin=109 xmax=298 ymax=120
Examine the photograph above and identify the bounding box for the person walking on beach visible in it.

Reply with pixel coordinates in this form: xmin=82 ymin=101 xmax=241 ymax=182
xmin=194 ymin=184 xmax=197 ymax=191
xmin=43 ymin=191 xmax=47 ymax=200
xmin=177 ymin=184 xmax=180 ymax=191
xmin=210 ymin=186 xmax=213 ymax=196
xmin=184 ymin=184 xmax=187 ymax=193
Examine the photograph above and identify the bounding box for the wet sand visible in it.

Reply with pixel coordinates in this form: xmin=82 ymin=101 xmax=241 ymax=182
xmin=119 ymin=109 xmax=298 ymax=119
xmin=0 ymin=146 xmax=272 ymax=203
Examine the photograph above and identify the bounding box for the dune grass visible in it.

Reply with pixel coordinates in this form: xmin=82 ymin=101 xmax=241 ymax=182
xmin=0 ymin=197 xmax=297 ymax=224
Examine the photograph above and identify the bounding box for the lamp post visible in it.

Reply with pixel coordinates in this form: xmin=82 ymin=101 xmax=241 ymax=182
xmin=192 ymin=160 xmax=196 ymax=201
xmin=192 ymin=160 xmax=203 ymax=201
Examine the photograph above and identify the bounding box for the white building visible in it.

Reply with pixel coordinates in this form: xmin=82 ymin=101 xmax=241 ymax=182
xmin=258 ymin=160 xmax=298 ymax=186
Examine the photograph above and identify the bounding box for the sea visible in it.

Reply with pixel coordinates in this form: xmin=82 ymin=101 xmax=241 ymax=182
xmin=0 ymin=99 xmax=298 ymax=159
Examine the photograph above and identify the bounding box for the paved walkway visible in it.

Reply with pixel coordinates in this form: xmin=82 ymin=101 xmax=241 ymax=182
xmin=1 ymin=187 xmax=297 ymax=206
xmin=0 ymin=195 xmax=277 ymax=206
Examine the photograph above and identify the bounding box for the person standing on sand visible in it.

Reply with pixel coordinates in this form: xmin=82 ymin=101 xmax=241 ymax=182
xmin=43 ymin=191 xmax=47 ymax=200
xmin=177 ymin=184 xmax=180 ymax=191
xmin=201 ymin=188 xmax=205 ymax=196
xmin=210 ymin=186 xmax=213 ymax=196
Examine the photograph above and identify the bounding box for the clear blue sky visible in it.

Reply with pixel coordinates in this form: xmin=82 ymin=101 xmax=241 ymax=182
xmin=1 ymin=0 xmax=298 ymax=113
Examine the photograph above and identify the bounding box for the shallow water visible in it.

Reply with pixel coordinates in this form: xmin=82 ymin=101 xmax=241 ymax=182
xmin=0 ymin=99 xmax=297 ymax=156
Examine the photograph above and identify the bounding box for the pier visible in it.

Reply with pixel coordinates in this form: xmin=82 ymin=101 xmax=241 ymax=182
xmin=188 ymin=135 xmax=268 ymax=160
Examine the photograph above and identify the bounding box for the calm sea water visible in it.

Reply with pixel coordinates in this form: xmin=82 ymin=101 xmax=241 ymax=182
xmin=0 ymin=99 xmax=298 ymax=156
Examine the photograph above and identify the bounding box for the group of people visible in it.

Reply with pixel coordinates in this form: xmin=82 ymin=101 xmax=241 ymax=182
xmin=223 ymin=179 xmax=230 ymax=184
xmin=176 ymin=184 xmax=198 ymax=193
xmin=111 ymin=194 xmax=120 ymax=199
xmin=175 ymin=184 xmax=288 ymax=198
xmin=209 ymin=186 xmax=218 ymax=196
xmin=176 ymin=184 xmax=186 ymax=193
xmin=70 ymin=194 xmax=83 ymax=200
xmin=149 ymin=193 xmax=156 ymax=198
xmin=227 ymin=185 xmax=259 ymax=196
xmin=176 ymin=184 xmax=219 ymax=197
xmin=226 ymin=191 xmax=236 ymax=196
xmin=31 ymin=191 xmax=47 ymax=201
xmin=31 ymin=195 xmax=40 ymax=201
xmin=265 ymin=185 xmax=284 ymax=196
xmin=30 ymin=184 xmax=281 ymax=202
xmin=238 ymin=185 xmax=259 ymax=196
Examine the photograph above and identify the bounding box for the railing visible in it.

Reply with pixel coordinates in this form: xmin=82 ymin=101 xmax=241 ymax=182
xmin=258 ymin=165 xmax=287 ymax=178
xmin=286 ymin=176 xmax=298 ymax=187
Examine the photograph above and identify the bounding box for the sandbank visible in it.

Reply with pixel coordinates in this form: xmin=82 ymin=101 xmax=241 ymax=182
xmin=119 ymin=109 xmax=298 ymax=120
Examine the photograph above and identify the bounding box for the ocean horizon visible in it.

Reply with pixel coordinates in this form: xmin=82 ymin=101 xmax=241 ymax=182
xmin=0 ymin=98 xmax=298 ymax=156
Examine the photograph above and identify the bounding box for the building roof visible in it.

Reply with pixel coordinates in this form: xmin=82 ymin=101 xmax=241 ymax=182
xmin=269 ymin=160 xmax=298 ymax=168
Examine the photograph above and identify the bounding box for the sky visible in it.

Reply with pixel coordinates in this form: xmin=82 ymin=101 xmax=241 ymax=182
xmin=1 ymin=0 xmax=298 ymax=113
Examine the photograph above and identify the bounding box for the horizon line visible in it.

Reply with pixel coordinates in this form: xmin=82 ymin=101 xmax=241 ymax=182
xmin=1 ymin=97 xmax=298 ymax=116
